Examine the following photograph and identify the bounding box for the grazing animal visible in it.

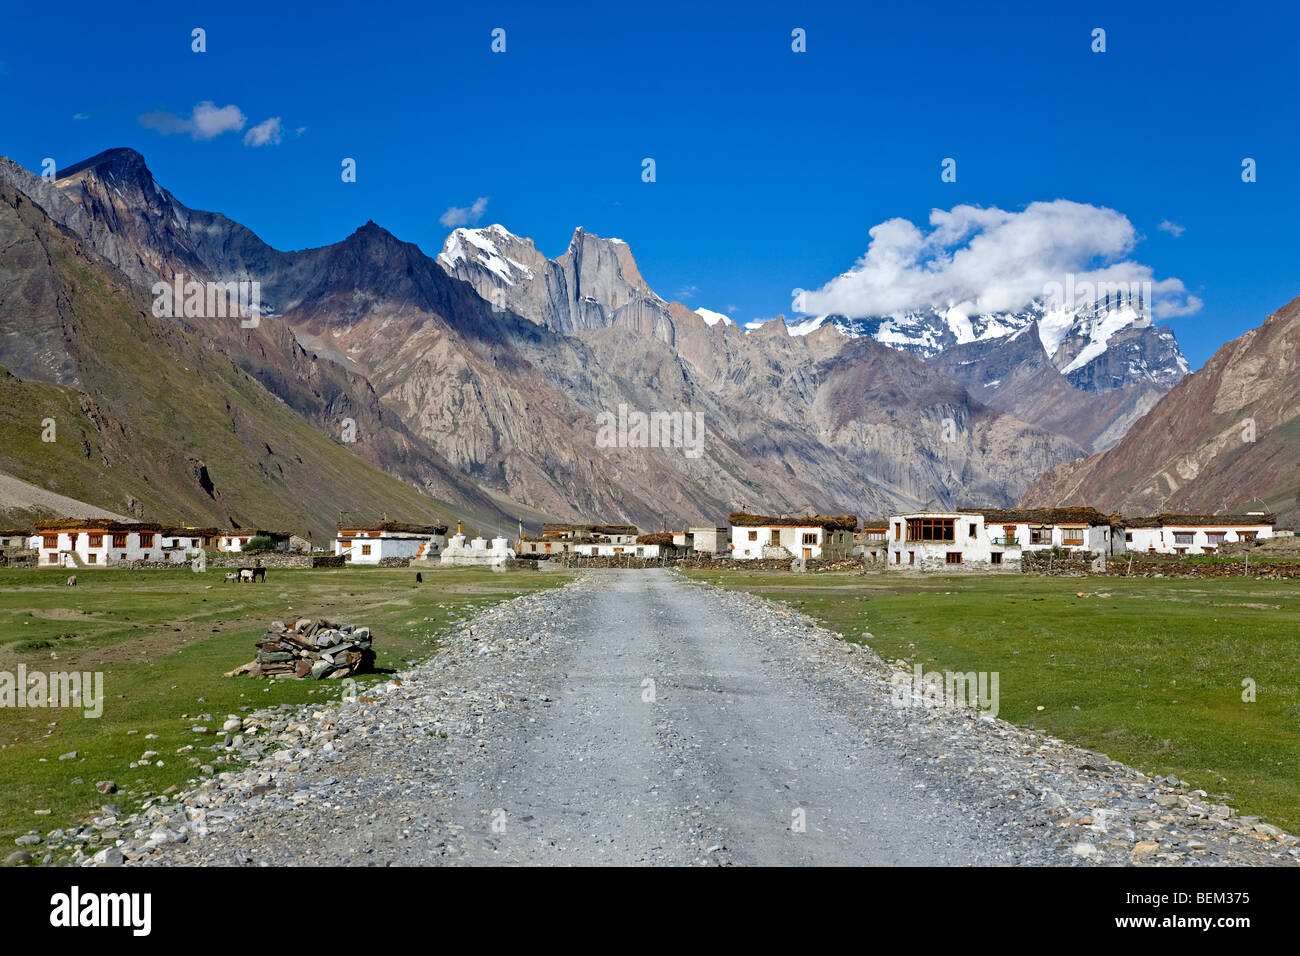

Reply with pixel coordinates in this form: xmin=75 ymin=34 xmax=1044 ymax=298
xmin=66 ymin=575 xmax=77 ymax=587
xmin=224 ymin=572 xmax=237 ymax=583
xmin=239 ymin=569 xmax=254 ymax=583
xmin=416 ymin=572 xmax=423 ymax=583
xmin=251 ymin=566 xmax=267 ymax=582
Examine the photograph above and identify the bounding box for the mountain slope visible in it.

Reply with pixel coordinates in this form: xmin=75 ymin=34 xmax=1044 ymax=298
xmin=0 ymin=179 xmax=473 ymax=539
xmin=786 ymin=297 xmax=1187 ymax=453
xmin=1022 ymin=296 xmax=1300 ymax=525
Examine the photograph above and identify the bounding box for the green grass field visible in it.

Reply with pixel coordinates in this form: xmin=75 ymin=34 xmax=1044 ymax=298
xmin=683 ymin=568 xmax=1300 ymax=831
xmin=0 ymin=565 xmax=572 ymax=851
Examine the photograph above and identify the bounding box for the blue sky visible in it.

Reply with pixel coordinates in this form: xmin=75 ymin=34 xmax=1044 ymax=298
xmin=1 ymin=0 xmax=1297 ymax=368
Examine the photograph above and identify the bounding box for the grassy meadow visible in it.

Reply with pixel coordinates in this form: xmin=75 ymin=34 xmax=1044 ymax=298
xmin=0 ymin=564 xmax=573 ymax=851
xmin=682 ymin=568 xmax=1300 ymax=832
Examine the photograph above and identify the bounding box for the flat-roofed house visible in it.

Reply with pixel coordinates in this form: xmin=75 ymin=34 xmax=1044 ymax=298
xmin=970 ymin=507 xmax=1119 ymax=556
xmin=517 ymin=524 xmax=640 ymax=557
xmin=0 ymin=528 xmax=35 ymax=568
xmin=729 ymin=513 xmax=857 ymax=561
xmin=686 ymin=526 xmax=730 ymax=555
xmin=1122 ymin=513 xmax=1275 ymax=555
xmin=854 ymin=521 xmax=890 ymax=565
xmin=884 ymin=507 xmax=1116 ymax=570
xmin=335 ymin=521 xmax=449 ymax=564
xmin=33 ymin=519 xmax=174 ymax=567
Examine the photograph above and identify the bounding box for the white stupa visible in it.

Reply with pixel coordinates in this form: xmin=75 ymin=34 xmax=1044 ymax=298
xmin=439 ymin=533 xmax=515 ymax=568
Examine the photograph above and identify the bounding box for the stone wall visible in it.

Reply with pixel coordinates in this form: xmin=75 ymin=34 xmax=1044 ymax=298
xmin=1107 ymin=554 xmax=1300 ymax=579
xmin=1019 ymin=550 xmax=1102 ymax=575
xmin=209 ymin=553 xmax=346 ymax=569
xmin=0 ymin=547 xmax=37 ymax=568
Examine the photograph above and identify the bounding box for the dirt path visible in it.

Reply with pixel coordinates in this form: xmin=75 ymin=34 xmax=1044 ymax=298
xmin=124 ymin=570 xmax=1297 ymax=867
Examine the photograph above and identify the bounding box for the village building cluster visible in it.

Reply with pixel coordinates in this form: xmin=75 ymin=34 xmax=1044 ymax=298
xmin=0 ymin=507 xmax=1281 ymax=572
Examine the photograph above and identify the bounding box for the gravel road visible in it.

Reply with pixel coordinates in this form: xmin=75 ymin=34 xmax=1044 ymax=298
xmin=110 ymin=570 xmax=1296 ymax=867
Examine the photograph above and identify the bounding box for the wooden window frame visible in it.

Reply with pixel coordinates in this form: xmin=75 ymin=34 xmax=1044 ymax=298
xmin=906 ymin=518 xmax=954 ymax=542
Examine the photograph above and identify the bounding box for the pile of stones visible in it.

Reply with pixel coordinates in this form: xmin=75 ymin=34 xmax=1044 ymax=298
xmin=225 ymin=618 xmax=375 ymax=680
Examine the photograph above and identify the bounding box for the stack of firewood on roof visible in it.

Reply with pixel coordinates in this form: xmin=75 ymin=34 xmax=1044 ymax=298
xmin=225 ymin=617 xmax=375 ymax=679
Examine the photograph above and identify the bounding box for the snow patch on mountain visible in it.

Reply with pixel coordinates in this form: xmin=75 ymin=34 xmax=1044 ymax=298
xmin=438 ymin=225 xmax=533 ymax=285
xmin=695 ymin=307 xmax=734 ymax=327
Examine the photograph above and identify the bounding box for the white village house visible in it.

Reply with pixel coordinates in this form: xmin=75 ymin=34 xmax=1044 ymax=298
xmin=883 ymin=508 xmax=1118 ymax=571
xmin=1122 ymin=513 xmax=1274 ymax=555
xmin=335 ymin=521 xmax=448 ymax=564
xmin=729 ymin=513 xmax=857 ymax=561
xmin=31 ymin=520 xmax=202 ymax=567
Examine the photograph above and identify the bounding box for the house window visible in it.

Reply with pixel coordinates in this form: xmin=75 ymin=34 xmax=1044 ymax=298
xmin=46 ymin=552 xmax=56 ymax=562
xmin=1125 ymin=531 xmax=1133 ymax=543
xmin=1029 ymin=526 xmax=1051 ymax=545
xmin=894 ymin=523 xmax=902 ymax=541
xmin=88 ymin=533 xmax=103 ymax=547
xmin=614 ymin=548 xmax=624 ymax=554
xmin=768 ymin=530 xmax=779 ymax=547
xmin=112 ymin=533 xmax=128 ymax=548
xmin=908 ymin=551 xmax=915 ymax=565
xmin=42 ymin=534 xmax=58 ymax=549
xmin=87 ymin=554 xmax=97 ymax=564
xmin=1206 ymin=532 xmax=1225 ymax=545
xmin=968 ymin=522 xmax=977 ymax=538
xmin=361 ymin=544 xmax=372 ymax=556
xmin=748 ymin=530 xmax=758 ymax=542
xmin=946 ymin=552 xmax=962 ymax=564
xmin=802 ymin=532 xmax=817 ymax=545
xmin=544 ymin=542 xmax=552 ymax=553
xmin=1174 ymin=533 xmax=1194 ymax=546
xmin=1241 ymin=531 xmax=1257 ymax=542
xmin=140 ymin=532 xmax=156 ymax=547
xmin=894 ymin=551 xmax=901 ymax=564
xmin=990 ymin=552 xmax=1003 ymax=565
xmin=906 ymin=518 xmax=954 ymax=542
xmin=1061 ymin=528 xmax=1084 ymax=547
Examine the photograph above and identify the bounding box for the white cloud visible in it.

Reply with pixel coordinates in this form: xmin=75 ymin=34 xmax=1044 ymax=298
xmin=1158 ymin=219 xmax=1186 ymax=237
xmin=73 ymin=112 xmax=89 ymax=121
xmin=139 ymin=101 xmax=247 ymax=140
xmin=797 ymin=200 xmax=1201 ymax=321
xmin=243 ymin=117 xmax=283 ymax=147
xmin=676 ymin=284 xmax=700 ymax=300
xmin=439 ymin=197 xmax=489 ymax=228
